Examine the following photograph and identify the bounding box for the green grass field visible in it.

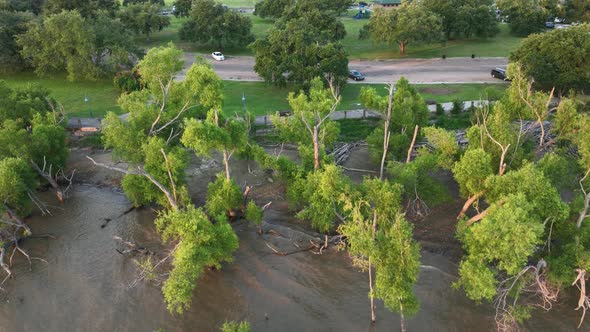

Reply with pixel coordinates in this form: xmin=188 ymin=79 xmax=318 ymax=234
xmin=341 ymin=20 xmax=524 ymax=60
xmin=0 ymin=75 xmax=507 ymax=118
xmin=142 ymin=13 xmax=523 ymax=60
xmin=221 ymin=81 xmax=508 ymax=116
xmin=1 ymin=73 xmax=121 ymax=118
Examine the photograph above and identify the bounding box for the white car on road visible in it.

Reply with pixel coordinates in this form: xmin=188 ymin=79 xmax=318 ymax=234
xmin=211 ymin=52 xmax=225 ymax=61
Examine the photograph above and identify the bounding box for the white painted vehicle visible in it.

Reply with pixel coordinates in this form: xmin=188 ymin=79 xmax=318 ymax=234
xmin=211 ymin=52 xmax=225 ymax=61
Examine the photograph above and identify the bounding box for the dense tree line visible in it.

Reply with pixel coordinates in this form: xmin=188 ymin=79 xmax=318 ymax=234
xmin=0 ymin=0 xmax=170 ymax=79
xmin=363 ymin=1 xmax=498 ymax=56
xmin=0 ymin=81 xmax=69 ymax=286
xmin=251 ymin=0 xmax=349 ymax=87
xmin=511 ymin=24 xmax=590 ymax=93
xmin=497 ymin=0 xmax=548 ymax=36
xmin=179 ymin=0 xmax=253 ymax=50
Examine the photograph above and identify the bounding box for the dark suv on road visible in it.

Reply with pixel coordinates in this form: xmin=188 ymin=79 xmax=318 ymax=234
xmin=491 ymin=68 xmax=509 ymax=80
xmin=349 ymin=70 xmax=365 ymax=81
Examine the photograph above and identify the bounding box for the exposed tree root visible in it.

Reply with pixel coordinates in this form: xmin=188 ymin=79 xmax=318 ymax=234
xmin=573 ymin=268 xmax=590 ymax=329
xmin=494 ymin=261 xmax=559 ymax=332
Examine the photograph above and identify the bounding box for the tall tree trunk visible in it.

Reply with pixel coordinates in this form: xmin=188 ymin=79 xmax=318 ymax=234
xmin=369 ymin=210 xmax=379 ymax=323
xmin=406 ymin=125 xmax=419 ymax=163
xmin=577 ymin=192 xmax=590 ymax=229
xmin=369 ymin=258 xmax=376 ymax=323
xmin=457 ymin=190 xmax=485 ymax=220
xmin=380 ymin=84 xmax=395 ymax=180
xmin=223 ymin=150 xmax=231 ymax=181
xmin=398 ymin=42 xmax=406 ymax=55
xmin=537 ymin=115 xmax=545 ymax=147
xmin=313 ymin=126 xmax=320 ymax=171
xmin=400 ymin=300 xmax=406 ymax=332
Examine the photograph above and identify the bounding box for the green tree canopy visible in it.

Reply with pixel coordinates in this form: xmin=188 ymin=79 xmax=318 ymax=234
xmin=250 ymin=2 xmax=348 ymax=87
xmin=17 ymin=10 xmax=98 ymax=81
xmin=422 ymin=0 xmax=498 ymax=39
xmin=123 ymin=0 xmax=165 ymax=5
xmin=173 ymin=0 xmax=192 ymax=17
xmin=510 ymin=24 xmax=590 ymax=93
xmin=43 ymin=0 xmax=118 ymax=17
xmin=0 ymin=0 xmax=44 ymax=14
xmin=290 ymin=164 xmax=351 ymax=233
xmin=271 ymin=77 xmax=340 ymax=170
xmin=17 ymin=10 xmax=139 ymax=80
xmin=0 ymin=10 xmax=33 ymax=74
xmin=366 ymin=3 xmax=443 ymax=55
xmin=254 ymin=0 xmax=292 ymax=18
xmin=339 ymin=178 xmax=420 ymax=328
xmin=497 ymin=0 xmax=548 ymax=36
xmin=362 ymin=77 xmax=429 ymax=162
xmin=565 ymin=0 xmax=590 ymax=23
xmin=117 ymin=3 xmax=171 ymax=36
xmin=156 ymin=205 xmax=238 ymax=314
xmin=179 ymin=0 xmax=254 ymax=50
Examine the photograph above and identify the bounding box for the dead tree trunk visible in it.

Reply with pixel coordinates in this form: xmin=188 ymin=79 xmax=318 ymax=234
xmin=29 ymin=159 xmax=64 ymax=204
xmin=4 ymin=205 xmax=32 ymax=236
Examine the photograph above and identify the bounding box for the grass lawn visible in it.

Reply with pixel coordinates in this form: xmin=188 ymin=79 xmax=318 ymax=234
xmin=1 ymin=73 xmax=121 ymax=118
xmin=1 ymin=73 xmax=507 ymax=118
xmin=140 ymin=11 xmax=523 ymax=60
xmin=223 ymin=81 xmax=508 ymax=116
xmin=341 ymin=19 xmax=524 ymax=60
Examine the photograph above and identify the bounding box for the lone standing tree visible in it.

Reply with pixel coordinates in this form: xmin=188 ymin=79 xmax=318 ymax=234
xmin=365 ymin=3 xmax=442 ymax=55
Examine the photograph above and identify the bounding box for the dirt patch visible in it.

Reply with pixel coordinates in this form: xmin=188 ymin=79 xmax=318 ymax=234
xmin=420 ymin=86 xmax=457 ymax=95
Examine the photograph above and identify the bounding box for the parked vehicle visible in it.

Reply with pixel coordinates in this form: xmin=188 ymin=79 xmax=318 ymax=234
xmin=491 ymin=68 xmax=509 ymax=81
xmin=349 ymin=70 xmax=365 ymax=81
xmin=211 ymin=52 xmax=225 ymax=61
xmin=545 ymin=21 xmax=555 ymax=28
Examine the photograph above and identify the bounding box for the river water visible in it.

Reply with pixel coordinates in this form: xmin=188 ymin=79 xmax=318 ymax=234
xmin=0 ymin=185 xmax=586 ymax=331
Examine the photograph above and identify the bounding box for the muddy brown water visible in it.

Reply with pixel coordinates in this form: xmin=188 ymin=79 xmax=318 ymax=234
xmin=0 ymin=148 xmax=586 ymax=331
xmin=0 ymin=185 xmax=585 ymax=332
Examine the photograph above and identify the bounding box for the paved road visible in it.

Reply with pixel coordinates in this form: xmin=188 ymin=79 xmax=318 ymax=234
xmin=181 ymin=53 xmax=509 ymax=84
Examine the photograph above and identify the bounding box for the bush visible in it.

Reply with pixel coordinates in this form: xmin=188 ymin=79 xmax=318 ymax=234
xmin=205 ymin=174 xmax=243 ymax=219
xmin=451 ymin=99 xmax=464 ymax=115
xmin=435 ymin=103 xmax=445 ymax=116
xmin=113 ymin=70 xmax=142 ymax=93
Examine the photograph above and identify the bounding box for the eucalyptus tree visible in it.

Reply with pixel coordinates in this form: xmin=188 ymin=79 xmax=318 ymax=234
xmin=389 ymin=127 xmax=459 ymax=218
xmin=272 ymin=77 xmax=340 ymax=171
xmin=0 ymin=83 xmax=69 ymax=287
xmin=361 ymin=77 xmax=429 ymax=165
xmin=95 ymin=44 xmax=240 ymax=314
xmin=339 ymin=178 xmax=420 ymax=330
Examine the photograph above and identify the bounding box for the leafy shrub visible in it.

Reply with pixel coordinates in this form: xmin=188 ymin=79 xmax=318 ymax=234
xmin=113 ymin=70 xmax=142 ymax=93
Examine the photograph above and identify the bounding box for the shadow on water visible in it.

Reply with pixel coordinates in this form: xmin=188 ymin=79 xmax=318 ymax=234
xmin=0 ymin=186 xmax=586 ymax=331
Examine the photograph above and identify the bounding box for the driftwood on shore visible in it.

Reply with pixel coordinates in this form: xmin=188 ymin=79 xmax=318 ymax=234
xmin=329 ymin=142 xmax=365 ymax=165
